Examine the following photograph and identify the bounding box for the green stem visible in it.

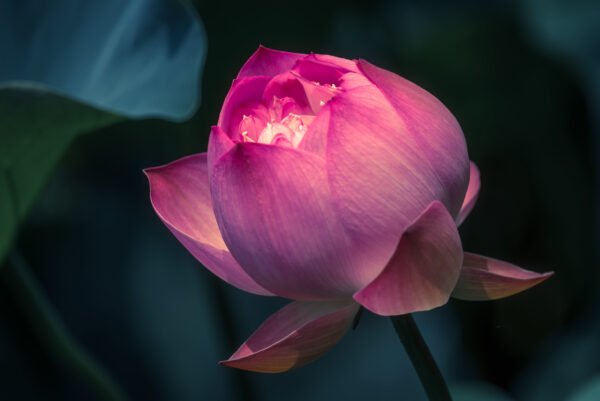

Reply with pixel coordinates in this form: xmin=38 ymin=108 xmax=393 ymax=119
xmin=391 ymin=314 xmax=453 ymax=401
xmin=2 ymin=251 xmax=130 ymax=401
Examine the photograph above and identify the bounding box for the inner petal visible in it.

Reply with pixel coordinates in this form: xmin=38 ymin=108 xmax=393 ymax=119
xmin=228 ymin=69 xmax=344 ymax=148
xmin=253 ymin=114 xmax=315 ymax=147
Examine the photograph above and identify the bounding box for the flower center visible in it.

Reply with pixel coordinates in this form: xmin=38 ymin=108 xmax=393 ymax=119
xmin=238 ymin=97 xmax=315 ymax=148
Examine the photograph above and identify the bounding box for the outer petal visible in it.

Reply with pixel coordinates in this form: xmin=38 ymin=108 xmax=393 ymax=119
xmin=457 ymin=162 xmax=481 ymax=226
xmin=237 ymin=46 xmax=305 ymax=78
xmin=220 ymin=300 xmax=359 ymax=373
xmin=211 ymin=143 xmax=369 ymax=300
xmin=357 ymin=60 xmax=469 ymax=219
xmin=452 ymin=253 xmax=553 ymax=301
xmin=325 ymin=81 xmax=451 ymax=271
xmin=207 ymin=125 xmax=235 ymax=175
xmin=145 ymin=153 xmax=272 ymax=296
xmin=353 ymin=201 xmax=463 ymax=316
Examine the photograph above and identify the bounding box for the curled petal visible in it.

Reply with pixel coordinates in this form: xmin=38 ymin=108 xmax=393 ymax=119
xmin=238 ymin=46 xmax=305 ymax=78
xmin=218 ymin=76 xmax=270 ymax=138
xmin=221 ymin=300 xmax=359 ymax=373
xmin=261 ymin=72 xmax=312 ymax=116
xmin=145 ymin=153 xmax=272 ymax=296
xmin=457 ymin=162 xmax=481 ymax=226
xmin=211 ymin=143 xmax=370 ymax=300
xmin=311 ymin=53 xmax=360 ymax=72
xmin=353 ymin=201 xmax=463 ymax=316
xmin=452 ymin=253 xmax=554 ymax=301
xmin=292 ymin=55 xmax=346 ymax=85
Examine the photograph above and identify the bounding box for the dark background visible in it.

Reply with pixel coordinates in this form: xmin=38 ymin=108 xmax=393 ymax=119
xmin=1 ymin=0 xmax=599 ymax=400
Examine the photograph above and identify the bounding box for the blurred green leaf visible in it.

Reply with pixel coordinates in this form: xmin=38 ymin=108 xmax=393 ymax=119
xmin=567 ymin=375 xmax=600 ymax=401
xmin=0 ymin=0 xmax=206 ymax=264
xmin=0 ymin=85 xmax=121 ymax=264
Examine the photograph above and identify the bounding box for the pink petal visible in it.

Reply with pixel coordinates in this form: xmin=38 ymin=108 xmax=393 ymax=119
xmin=353 ymin=201 xmax=463 ymax=316
xmin=221 ymin=300 xmax=359 ymax=373
xmin=357 ymin=60 xmax=469 ymax=219
xmin=261 ymin=72 xmax=312 ymax=115
xmin=452 ymin=253 xmax=554 ymax=301
xmin=207 ymin=126 xmax=235 ymax=175
xmin=292 ymin=55 xmax=346 ymax=85
xmin=298 ymin=101 xmax=331 ymax=157
xmin=210 ymin=143 xmax=371 ymax=300
xmin=325 ymin=82 xmax=452 ymax=272
xmin=311 ymin=53 xmax=360 ymax=72
xmin=457 ymin=162 xmax=481 ymax=226
xmin=218 ymin=76 xmax=270 ymax=139
xmin=145 ymin=153 xmax=272 ymax=296
xmin=237 ymin=46 xmax=305 ymax=78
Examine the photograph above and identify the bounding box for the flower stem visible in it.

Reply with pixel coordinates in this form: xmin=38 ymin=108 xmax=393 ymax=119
xmin=390 ymin=314 xmax=453 ymax=401
xmin=2 ymin=251 xmax=130 ymax=401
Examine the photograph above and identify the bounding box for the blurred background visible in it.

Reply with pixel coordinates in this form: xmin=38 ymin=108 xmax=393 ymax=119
xmin=1 ymin=0 xmax=599 ymax=400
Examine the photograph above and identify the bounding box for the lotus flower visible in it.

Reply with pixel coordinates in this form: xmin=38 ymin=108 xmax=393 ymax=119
xmin=146 ymin=46 xmax=552 ymax=373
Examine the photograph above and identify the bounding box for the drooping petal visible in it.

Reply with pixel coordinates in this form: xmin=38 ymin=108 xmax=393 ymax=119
xmin=211 ymin=143 xmax=370 ymax=300
xmin=452 ymin=253 xmax=553 ymax=301
xmin=325 ymin=82 xmax=449 ymax=271
xmin=237 ymin=46 xmax=305 ymax=78
xmin=457 ymin=162 xmax=481 ymax=226
xmin=221 ymin=300 xmax=359 ymax=373
xmin=218 ymin=76 xmax=270 ymax=138
xmin=353 ymin=201 xmax=463 ymax=316
xmin=145 ymin=153 xmax=272 ymax=296
xmin=357 ymin=59 xmax=469 ymax=218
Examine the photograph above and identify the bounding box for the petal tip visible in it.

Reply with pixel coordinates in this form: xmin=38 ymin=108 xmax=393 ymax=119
xmin=353 ymin=201 xmax=462 ymax=316
xmin=218 ymin=301 xmax=358 ymax=373
xmin=452 ymin=253 xmax=554 ymax=301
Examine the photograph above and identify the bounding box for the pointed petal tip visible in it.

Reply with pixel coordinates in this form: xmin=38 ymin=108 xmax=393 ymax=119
xmin=219 ymin=301 xmax=358 ymax=373
xmin=452 ymin=253 xmax=554 ymax=301
xmin=146 ymin=153 xmax=272 ymax=296
xmin=353 ymin=201 xmax=463 ymax=317
xmin=457 ymin=161 xmax=481 ymax=226
xmin=238 ymin=46 xmax=305 ymax=79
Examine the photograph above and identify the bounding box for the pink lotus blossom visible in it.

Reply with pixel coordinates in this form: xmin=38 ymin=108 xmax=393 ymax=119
xmin=146 ymin=46 xmax=552 ymax=373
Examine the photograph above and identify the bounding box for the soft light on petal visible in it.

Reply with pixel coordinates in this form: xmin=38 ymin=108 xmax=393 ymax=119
xmin=311 ymin=54 xmax=360 ymax=73
xmin=457 ymin=162 xmax=481 ymax=226
xmin=237 ymin=46 xmax=305 ymax=78
xmin=211 ymin=143 xmax=370 ymax=300
xmin=353 ymin=201 xmax=463 ymax=316
xmin=221 ymin=300 xmax=359 ymax=373
xmin=325 ymin=82 xmax=445 ymax=271
xmin=452 ymin=253 xmax=553 ymax=301
xmin=357 ymin=59 xmax=469 ymax=218
xmin=145 ymin=153 xmax=272 ymax=296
